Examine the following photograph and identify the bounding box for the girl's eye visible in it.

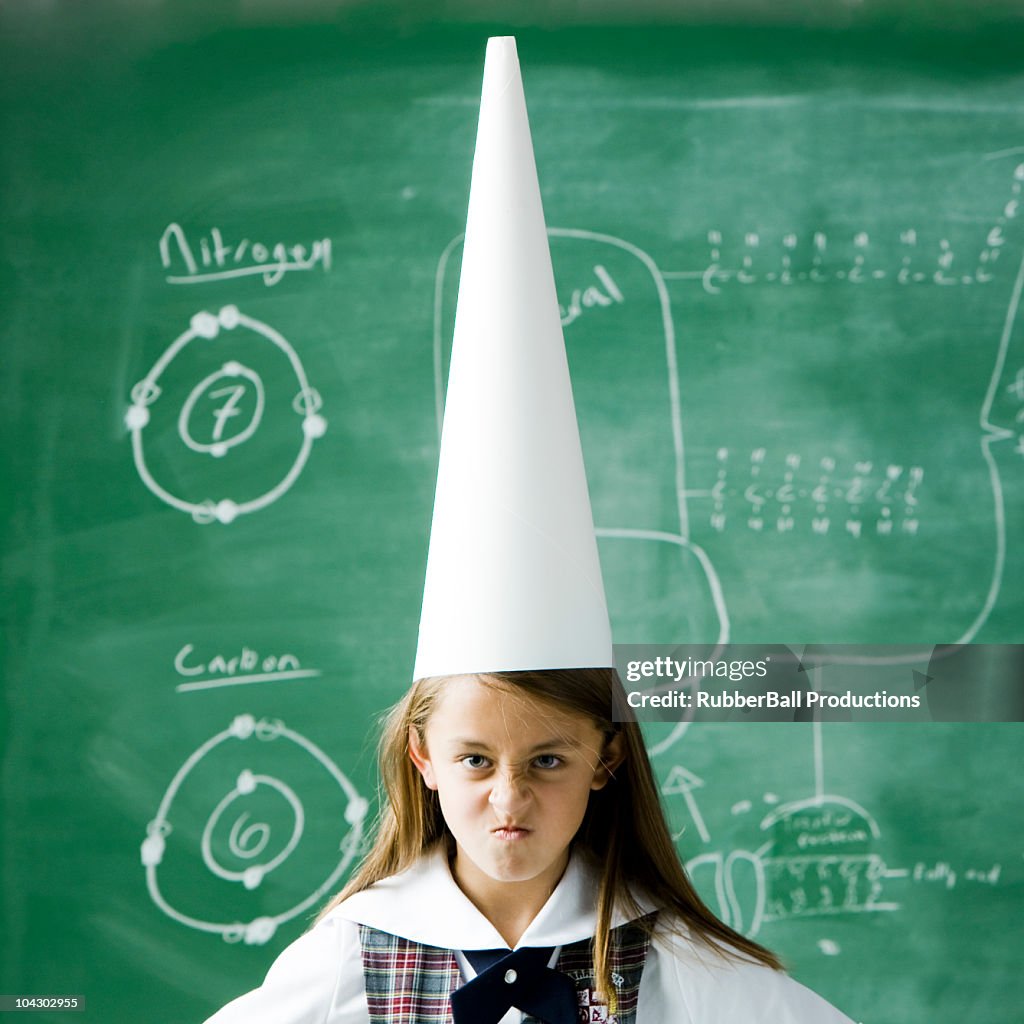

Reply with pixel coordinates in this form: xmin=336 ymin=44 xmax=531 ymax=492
xmin=461 ymin=755 xmax=490 ymax=769
xmin=533 ymin=754 xmax=563 ymax=770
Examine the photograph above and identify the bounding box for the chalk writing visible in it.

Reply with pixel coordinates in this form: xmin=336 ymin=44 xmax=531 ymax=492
xmin=696 ymin=448 xmax=925 ymax=538
xmin=909 ymin=861 xmax=1002 ymax=890
xmin=178 ymin=363 xmax=264 ymax=457
xmin=159 ymin=223 xmax=331 ymax=287
xmin=559 ymin=264 xmax=624 ymax=327
xmin=173 ymin=642 xmax=322 ymax=693
xmin=662 ymin=163 xmax=1023 ymax=293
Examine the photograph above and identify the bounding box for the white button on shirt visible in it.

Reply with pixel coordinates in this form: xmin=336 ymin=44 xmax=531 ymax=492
xmin=202 ymin=848 xmax=856 ymax=1024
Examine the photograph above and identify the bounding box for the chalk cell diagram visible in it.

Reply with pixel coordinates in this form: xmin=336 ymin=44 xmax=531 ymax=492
xmin=125 ymin=306 xmax=327 ymax=524
xmin=142 ymin=714 xmax=368 ymax=944
xmin=670 ymin=783 xmax=897 ymax=943
xmin=758 ymin=795 xmax=898 ymax=925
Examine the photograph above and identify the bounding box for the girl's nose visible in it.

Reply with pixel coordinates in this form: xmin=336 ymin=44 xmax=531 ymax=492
xmin=489 ymin=768 xmax=530 ymax=817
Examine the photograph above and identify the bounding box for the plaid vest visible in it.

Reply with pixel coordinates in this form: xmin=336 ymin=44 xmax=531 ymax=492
xmin=359 ymin=914 xmax=655 ymax=1024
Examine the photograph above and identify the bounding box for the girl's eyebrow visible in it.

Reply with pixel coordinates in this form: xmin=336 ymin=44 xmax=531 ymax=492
xmin=448 ymin=736 xmax=580 ymax=753
xmin=526 ymin=737 xmax=580 ymax=753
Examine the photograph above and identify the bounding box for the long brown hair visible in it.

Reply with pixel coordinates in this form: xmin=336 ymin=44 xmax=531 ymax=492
xmin=318 ymin=668 xmax=782 ymax=1001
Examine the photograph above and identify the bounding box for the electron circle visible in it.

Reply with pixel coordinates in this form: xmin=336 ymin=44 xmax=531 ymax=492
xmin=142 ymin=714 xmax=367 ymax=943
xmin=124 ymin=306 xmax=326 ymax=523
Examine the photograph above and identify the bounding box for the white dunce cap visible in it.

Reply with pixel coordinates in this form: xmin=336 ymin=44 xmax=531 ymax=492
xmin=413 ymin=36 xmax=612 ymax=680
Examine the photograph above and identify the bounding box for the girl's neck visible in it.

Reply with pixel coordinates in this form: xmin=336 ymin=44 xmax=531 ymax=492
xmin=450 ymin=849 xmax=569 ymax=948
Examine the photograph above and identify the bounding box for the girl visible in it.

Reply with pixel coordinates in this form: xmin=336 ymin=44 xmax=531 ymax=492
xmin=202 ymin=667 xmax=855 ymax=1023
xmin=204 ymin=35 xmax=856 ymax=1023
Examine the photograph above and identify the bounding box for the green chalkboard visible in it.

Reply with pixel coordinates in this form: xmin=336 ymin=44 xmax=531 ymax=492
xmin=2 ymin=6 xmax=1022 ymax=1023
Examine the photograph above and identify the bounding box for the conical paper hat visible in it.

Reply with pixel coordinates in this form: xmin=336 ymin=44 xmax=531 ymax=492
xmin=413 ymin=36 xmax=612 ymax=680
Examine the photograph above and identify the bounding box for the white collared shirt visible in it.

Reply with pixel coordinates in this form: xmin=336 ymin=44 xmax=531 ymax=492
xmin=202 ymin=849 xmax=856 ymax=1024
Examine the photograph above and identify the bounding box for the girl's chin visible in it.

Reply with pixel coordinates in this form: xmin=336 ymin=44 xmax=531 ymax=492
xmin=457 ymin=845 xmax=564 ymax=888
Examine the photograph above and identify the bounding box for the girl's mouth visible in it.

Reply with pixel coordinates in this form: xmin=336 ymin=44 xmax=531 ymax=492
xmin=491 ymin=826 xmax=531 ymax=841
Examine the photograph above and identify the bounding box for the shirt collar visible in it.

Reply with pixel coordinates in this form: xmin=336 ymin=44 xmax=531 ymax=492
xmin=332 ymin=845 xmax=652 ymax=950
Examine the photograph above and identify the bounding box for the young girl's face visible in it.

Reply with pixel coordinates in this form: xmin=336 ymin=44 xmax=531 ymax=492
xmin=409 ymin=674 xmax=617 ymax=900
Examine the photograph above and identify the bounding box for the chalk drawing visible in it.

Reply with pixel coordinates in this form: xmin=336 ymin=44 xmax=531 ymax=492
xmin=142 ymin=714 xmax=367 ymax=944
xmin=663 ymin=160 xmax=1024 ymax=665
xmin=125 ymin=306 xmax=326 ymax=523
xmin=686 ymin=848 xmax=768 ymax=936
xmin=656 ymin=693 xmax=1012 ymax=947
xmin=758 ymin=801 xmax=900 ymax=921
xmin=662 ymin=765 xmax=711 ymax=844
xmin=658 ymin=718 xmax=901 ymax=941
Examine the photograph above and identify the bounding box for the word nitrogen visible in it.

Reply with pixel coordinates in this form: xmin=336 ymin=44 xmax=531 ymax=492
xmin=159 ymin=223 xmax=332 ymax=287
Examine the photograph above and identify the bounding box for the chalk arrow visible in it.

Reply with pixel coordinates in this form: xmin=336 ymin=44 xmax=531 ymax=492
xmin=662 ymin=765 xmax=706 ymax=795
xmin=662 ymin=766 xmax=711 ymax=843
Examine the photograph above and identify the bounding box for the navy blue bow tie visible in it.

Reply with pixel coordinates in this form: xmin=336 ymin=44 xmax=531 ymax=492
xmin=450 ymin=946 xmax=578 ymax=1024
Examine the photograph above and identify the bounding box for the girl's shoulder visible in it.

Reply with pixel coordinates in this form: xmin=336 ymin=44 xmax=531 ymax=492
xmin=202 ymin=912 xmax=366 ymax=1024
xmin=645 ymin=921 xmax=857 ymax=1024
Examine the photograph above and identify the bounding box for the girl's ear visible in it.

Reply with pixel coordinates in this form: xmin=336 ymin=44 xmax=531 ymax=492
xmin=408 ymin=725 xmax=439 ymax=790
xmin=591 ymin=731 xmax=625 ymax=791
